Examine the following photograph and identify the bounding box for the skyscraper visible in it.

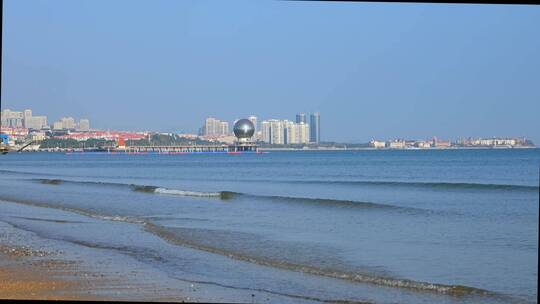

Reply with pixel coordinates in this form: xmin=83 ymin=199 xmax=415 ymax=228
xmin=23 ymin=109 xmax=32 ymax=127
xmin=202 ymin=117 xmax=229 ymax=136
xmin=269 ymin=120 xmax=285 ymax=144
xmin=260 ymin=121 xmax=271 ymax=143
xmin=219 ymin=121 xmax=229 ymax=135
xmin=1 ymin=109 xmax=24 ymax=128
xmin=309 ymin=112 xmax=320 ymax=143
xmin=296 ymin=113 xmax=306 ymax=124
xmin=248 ymin=115 xmax=257 ymax=133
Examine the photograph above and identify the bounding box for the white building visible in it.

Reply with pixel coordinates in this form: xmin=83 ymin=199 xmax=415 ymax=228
xmin=369 ymin=140 xmax=386 ymax=148
xmin=260 ymin=119 xmax=310 ymax=145
xmin=387 ymin=140 xmax=406 ymax=149
xmin=1 ymin=109 xmax=24 ymax=128
xmin=260 ymin=121 xmax=271 ymax=143
xmin=58 ymin=117 xmax=76 ymax=129
xmin=79 ymin=119 xmax=90 ymax=131
xmin=270 ymin=120 xmax=284 ymax=145
xmin=25 ymin=116 xmax=48 ymax=130
xmin=202 ymin=117 xmax=229 ymax=136
xmin=285 ymin=121 xmax=310 ymax=144
xmin=53 ymin=121 xmax=63 ymax=130
xmin=248 ymin=115 xmax=257 ymax=134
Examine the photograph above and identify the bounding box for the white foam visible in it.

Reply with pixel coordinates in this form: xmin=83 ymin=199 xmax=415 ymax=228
xmin=154 ymin=187 xmax=222 ymax=198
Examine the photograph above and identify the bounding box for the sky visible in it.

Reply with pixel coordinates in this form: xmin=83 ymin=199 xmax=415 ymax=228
xmin=2 ymin=0 xmax=540 ymax=143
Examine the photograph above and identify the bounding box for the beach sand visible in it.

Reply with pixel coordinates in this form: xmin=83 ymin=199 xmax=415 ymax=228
xmin=0 ymin=243 xmax=112 ymax=300
xmin=0 ymin=243 xmax=188 ymax=302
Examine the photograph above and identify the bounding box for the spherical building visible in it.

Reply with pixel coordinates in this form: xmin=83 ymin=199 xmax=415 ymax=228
xmin=233 ymin=119 xmax=255 ymax=141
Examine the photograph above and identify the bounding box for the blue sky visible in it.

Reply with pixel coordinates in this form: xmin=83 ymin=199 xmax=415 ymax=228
xmin=2 ymin=0 xmax=540 ymax=143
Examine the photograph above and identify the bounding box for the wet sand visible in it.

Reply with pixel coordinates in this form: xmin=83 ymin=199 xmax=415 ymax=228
xmin=0 ymin=243 xmax=188 ymax=302
xmin=0 ymin=244 xmax=111 ymax=300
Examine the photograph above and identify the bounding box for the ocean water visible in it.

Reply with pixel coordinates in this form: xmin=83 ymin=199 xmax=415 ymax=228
xmin=0 ymin=149 xmax=538 ymax=303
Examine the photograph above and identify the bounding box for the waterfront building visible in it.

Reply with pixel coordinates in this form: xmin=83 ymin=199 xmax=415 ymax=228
xmin=283 ymin=120 xmax=295 ymax=144
xmin=52 ymin=117 xmax=76 ymax=130
xmin=296 ymin=113 xmax=306 ymax=124
xmin=53 ymin=121 xmax=63 ymax=130
xmin=79 ymin=119 xmax=90 ymax=131
xmin=25 ymin=116 xmax=48 ymax=130
xmin=29 ymin=131 xmax=47 ymax=141
xmin=260 ymin=121 xmax=271 ymax=143
xmin=309 ymin=112 xmax=320 ymax=143
xmin=23 ymin=109 xmax=32 ymax=126
xmin=1 ymin=109 xmax=24 ymax=128
xmin=260 ymin=119 xmax=310 ymax=145
xmin=248 ymin=115 xmax=258 ymax=134
xmin=369 ymin=140 xmax=386 ymax=149
xmin=60 ymin=117 xmax=76 ymax=130
xmin=285 ymin=121 xmax=310 ymax=144
xmin=259 ymin=119 xmax=285 ymax=145
xmin=415 ymin=141 xmax=432 ymax=148
xmin=432 ymin=137 xmax=451 ymax=148
xmin=202 ymin=117 xmax=229 ymax=136
xmin=270 ymin=119 xmax=285 ymax=145
xmin=298 ymin=122 xmax=310 ymax=144
xmin=219 ymin=121 xmax=229 ymax=135
xmin=387 ymin=140 xmax=406 ymax=149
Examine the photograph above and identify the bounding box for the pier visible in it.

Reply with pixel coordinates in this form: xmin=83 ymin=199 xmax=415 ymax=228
xmin=116 ymin=143 xmax=258 ymax=153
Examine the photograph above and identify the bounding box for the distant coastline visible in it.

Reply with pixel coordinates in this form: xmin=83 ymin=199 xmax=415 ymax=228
xmin=259 ymin=146 xmax=538 ymax=152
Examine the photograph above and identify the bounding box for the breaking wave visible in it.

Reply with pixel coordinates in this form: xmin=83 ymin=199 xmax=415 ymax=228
xmin=0 ymin=195 xmax=510 ymax=300
xmin=143 ymin=222 xmax=494 ymax=297
xmin=33 ymin=178 xmax=418 ymax=211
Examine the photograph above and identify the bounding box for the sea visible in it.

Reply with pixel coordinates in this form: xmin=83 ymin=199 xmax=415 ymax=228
xmin=0 ymin=149 xmax=538 ymax=304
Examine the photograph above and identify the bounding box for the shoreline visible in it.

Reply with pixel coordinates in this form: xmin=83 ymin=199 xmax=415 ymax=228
xmin=0 ymin=218 xmax=189 ymax=302
xmin=0 ymin=244 xmax=108 ymax=301
xmin=4 ymin=146 xmax=538 ymax=153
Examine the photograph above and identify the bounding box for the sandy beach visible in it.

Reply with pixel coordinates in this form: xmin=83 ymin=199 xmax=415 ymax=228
xmin=0 ymin=220 xmax=192 ymax=302
xmin=0 ymin=244 xmax=106 ymax=300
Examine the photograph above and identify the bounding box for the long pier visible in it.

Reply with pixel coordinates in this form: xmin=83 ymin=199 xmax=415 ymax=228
xmin=116 ymin=143 xmax=258 ymax=153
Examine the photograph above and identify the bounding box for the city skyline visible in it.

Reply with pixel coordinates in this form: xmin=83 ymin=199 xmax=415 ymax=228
xmin=2 ymin=1 xmax=539 ymax=143
xmin=1 ymin=106 xmax=535 ymax=149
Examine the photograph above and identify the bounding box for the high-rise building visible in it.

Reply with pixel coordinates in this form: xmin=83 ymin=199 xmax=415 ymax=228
xmin=202 ymin=117 xmax=229 ymax=136
xmin=53 ymin=121 xmax=63 ymax=130
xmin=269 ymin=120 xmax=285 ymax=145
xmin=53 ymin=117 xmax=76 ymax=130
xmin=248 ymin=115 xmax=257 ymax=133
xmin=296 ymin=113 xmax=306 ymax=124
xmin=62 ymin=117 xmax=76 ymax=129
xmin=260 ymin=119 xmax=284 ymax=144
xmin=309 ymin=112 xmax=320 ymax=143
xmin=1 ymin=109 xmax=24 ymax=128
xmin=1 ymin=109 xmax=47 ymax=129
xmin=23 ymin=109 xmax=32 ymax=127
xmin=284 ymin=121 xmax=310 ymax=144
xmin=219 ymin=121 xmax=229 ymax=135
xmin=260 ymin=121 xmax=271 ymax=143
xmin=259 ymin=119 xmax=310 ymax=145
xmin=79 ymin=119 xmax=90 ymax=131
xmin=25 ymin=116 xmax=48 ymax=130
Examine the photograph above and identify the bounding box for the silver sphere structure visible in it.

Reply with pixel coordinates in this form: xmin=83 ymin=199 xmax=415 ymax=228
xmin=233 ymin=119 xmax=255 ymax=140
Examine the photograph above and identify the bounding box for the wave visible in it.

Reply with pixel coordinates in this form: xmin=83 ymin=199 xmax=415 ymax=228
xmin=0 ymin=195 xmax=144 ymax=225
xmin=290 ymin=180 xmax=539 ymax=192
xmin=0 ymin=195 xmax=513 ymax=301
xmin=33 ymin=178 xmax=416 ymax=211
xmin=236 ymin=192 xmax=417 ymax=211
xmin=132 ymin=185 xmax=228 ymax=199
xmin=9 ymin=168 xmax=537 ymax=192
xmin=143 ymin=222 xmax=493 ymax=297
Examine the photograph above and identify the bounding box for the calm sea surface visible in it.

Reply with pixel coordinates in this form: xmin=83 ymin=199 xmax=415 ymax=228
xmin=0 ymin=149 xmax=538 ymax=303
